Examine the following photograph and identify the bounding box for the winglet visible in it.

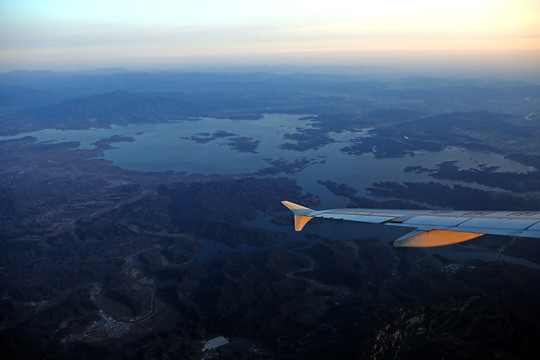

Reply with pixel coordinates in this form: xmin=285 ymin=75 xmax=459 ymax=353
xmin=281 ymin=201 xmax=314 ymax=231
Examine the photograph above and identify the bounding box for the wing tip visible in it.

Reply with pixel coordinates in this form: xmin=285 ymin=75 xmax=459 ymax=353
xmin=281 ymin=201 xmax=311 ymax=211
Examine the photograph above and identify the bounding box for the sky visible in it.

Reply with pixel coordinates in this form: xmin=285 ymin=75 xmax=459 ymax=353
xmin=1 ymin=0 xmax=539 ymax=77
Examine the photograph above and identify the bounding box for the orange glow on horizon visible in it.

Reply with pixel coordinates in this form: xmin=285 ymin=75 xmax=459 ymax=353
xmin=1 ymin=0 xmax=538 ymax=75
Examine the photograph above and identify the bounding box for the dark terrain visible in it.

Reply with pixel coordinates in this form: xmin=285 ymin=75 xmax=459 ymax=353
xmin=1 ymin=69 xmax=540 ymax=359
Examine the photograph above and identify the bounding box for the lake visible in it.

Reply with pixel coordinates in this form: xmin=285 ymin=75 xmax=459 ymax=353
xmin=2 ymin=113 xmax=533 ymax=208
xmin=2 ymin=113 xmax=537 ymax=268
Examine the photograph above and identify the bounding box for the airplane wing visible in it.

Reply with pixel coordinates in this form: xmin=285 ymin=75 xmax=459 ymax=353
xmin=281 ymin=201 xmax=540 ymax=248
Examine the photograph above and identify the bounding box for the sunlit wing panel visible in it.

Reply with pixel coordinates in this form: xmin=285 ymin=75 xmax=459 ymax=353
xmin=312 ymin=211 xmax=397 ymax=223
xmin=530 ymin=222 xmax=540 ymax=231
xmin=457 ymin=217 xmax=538 ymax=229
xmin=281 ymin=201 xmax=540 ymax=248
xmin=450 ymin=227 xmax=522 ymax=237
xmin=402 ymin=216 xmax=470 ymax=227
xmin=521 ymin=223 xmax=540 ymax=238
xmin=518 ymin=230 xmax=540 ymax=238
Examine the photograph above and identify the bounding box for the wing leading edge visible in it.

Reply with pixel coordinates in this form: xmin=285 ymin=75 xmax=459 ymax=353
xmin=281 ymin=201 xmax=540 ymax=248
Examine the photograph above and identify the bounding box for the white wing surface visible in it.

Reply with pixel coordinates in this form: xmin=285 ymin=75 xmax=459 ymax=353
xmin=282 ymin=201 xmax=540 ymax=248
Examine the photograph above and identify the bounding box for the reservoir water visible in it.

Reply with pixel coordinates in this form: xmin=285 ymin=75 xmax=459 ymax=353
xmin=2 ymin=113 xmax=537 ymax=268
xmin=2 ymin=113 xmax=533 ymax=207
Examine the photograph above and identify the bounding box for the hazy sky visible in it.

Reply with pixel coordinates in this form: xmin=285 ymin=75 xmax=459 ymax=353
xmin=1 ymin=0 xmax=539 ymax=76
